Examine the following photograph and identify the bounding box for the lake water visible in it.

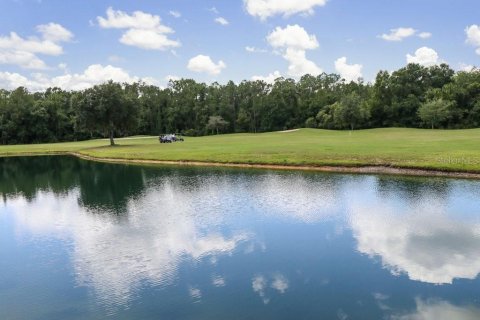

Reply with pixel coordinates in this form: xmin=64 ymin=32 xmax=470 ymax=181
xmin=1 ymin=156 xmax=480 ymax=319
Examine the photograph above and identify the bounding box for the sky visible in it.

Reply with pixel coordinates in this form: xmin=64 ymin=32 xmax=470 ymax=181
xmin=0 ymin=0 xmax=479 ymax=91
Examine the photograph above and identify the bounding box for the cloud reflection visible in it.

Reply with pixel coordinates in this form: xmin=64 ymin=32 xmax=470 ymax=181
xmin=252 ymin=273 xmax=289 ymax=304
xmin=391 ymin=298 xmax=480 ymax=320
xmin=350 ymin=203 xmax=480 ymax=284
xmin=7 ymin=184 xmax=251 ymax=309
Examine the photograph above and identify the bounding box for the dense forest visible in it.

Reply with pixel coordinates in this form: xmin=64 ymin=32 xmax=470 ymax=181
xmin=0 ymin=63 xmax=479 ymax=145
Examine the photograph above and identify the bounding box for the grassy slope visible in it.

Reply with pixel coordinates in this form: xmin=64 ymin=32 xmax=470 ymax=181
xmin=0 ymin=128 xmax=479 ymax=172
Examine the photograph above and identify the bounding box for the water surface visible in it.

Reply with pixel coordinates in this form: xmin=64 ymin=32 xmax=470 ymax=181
xmin=1 ymin=156 xmax=480 ymax=319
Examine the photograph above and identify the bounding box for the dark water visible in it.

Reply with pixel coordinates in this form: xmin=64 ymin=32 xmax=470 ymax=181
xmin=1 ymin=156 xmax=480 ymax=320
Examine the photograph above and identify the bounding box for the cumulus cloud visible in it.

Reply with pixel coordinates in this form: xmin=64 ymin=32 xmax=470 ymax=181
xmin=187 ymin=54 xmax=226 ymax=75
xmin=406 ymin=47 xmax=441 ymax=67
xmin=459 ymin=63 xmax=476 ymax=72
xmin=119 ymin=28 xmax=180 ymax=50
xmin=267 ymin=24 xmax=319 ymax=50
xmin=0 ymin=51 xmax=47 ymax=70
xmin=465 ymin=25 xmax=480 ymax=55
xmin=251 ymin=70 xmax=282 ymax=84
xmin=0 ymin=23 xmax=72 ymax=69
xmin=215 ymin=17 xmax=229 ymax=26
xmin=97 ymin=7 xmax=180 ymax=50
xmin=334 ymin=57 xmax=363 ymax=82
xmin=380 ymin=27 xmax=416 ymax=41
xmin=266 ymin=24 xmax=322 ymax=77
xmin=0 ymin=64 xmax=157 ymax=91
xmin=380 ymin=27 xmax=432 ymax=41
xmin=244 ymin=0 xmax=328 ymax=20
xmin=36 ymin=23 xmax=73 ymax=42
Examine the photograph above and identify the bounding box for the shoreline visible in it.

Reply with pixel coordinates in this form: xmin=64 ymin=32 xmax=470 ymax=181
xmin=1 ymin=151 xmax=479 ymax=179
xmin=67 ymin=152 xmax=480 ymax=180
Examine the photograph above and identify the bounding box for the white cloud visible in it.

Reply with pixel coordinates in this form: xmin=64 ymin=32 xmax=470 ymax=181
xmin=266 ymin=25 xmax=322 ymax=77
xmin=0 ymin=24 xmax=72 ymax=69
xmin=459 ymin=63 xmax=475 ymax=72
xmin=36 ymin=23 xmax=73 ymax=42
xmin=215 ymin=17 xmax=229 ymax=26
xmin=0 ymin=64 xmax=157 ymax=91
xmin=187 ymin=54 xmax=226 ymax=75
xmin=465 ymin=25 xmax=480 ymax=55
xmin=406 ymin=47 xmax=441 ymax=67
xmin=0 ymin=51 xmax=47 ymax=69
xmin=119 ymin=28 xmax=180 ymax=50
xmin=245 ymin=46 xmax=267 ymax=53
xmin=418 ymin=32 xmax=432 ymax=39
xmin=283 ymin=48 xmax=322 ymax=77
xmin=0 ymin=71 xmax=38 ymax=90
xmin=465 ymin=25 xmax=480 ymax=47
xmin=97 ymin=7 xmax=180 ymax=51
xmin=0 ymin=32 xmax=63 ymax=55
xmin=251 ymin=70 xmax=282 ymax=83
xmin=244 ymin=0 xmax=328 ymax=20
xmin=380 ymin=27 xmax=416 ymax=41
xmin=267 ymin=24 xmax=319 ymax=50
xmin=169 ymin=10 xmax=181 ymax=18
xmin=334 ymin=57 xmax=363 ymax=82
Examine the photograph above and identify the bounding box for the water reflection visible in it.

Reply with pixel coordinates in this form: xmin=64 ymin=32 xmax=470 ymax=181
xmin=391 ymin=298 xmax=480 ymax=320
xmin=350 ymin=180 xmax=480 ymax=284
xmin=1 ymin=157 xmax=253 ymax=310
xmin=2 ymin=156 xmax=480 ymax=319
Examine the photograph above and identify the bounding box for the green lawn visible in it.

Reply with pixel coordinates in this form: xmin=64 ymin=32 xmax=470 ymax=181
xmin=1 ymin=128 xmax=480 ymax=172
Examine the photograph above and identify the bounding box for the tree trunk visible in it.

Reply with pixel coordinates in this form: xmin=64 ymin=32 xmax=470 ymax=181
xmin=109 ymin=129 xmax=115 ymax=146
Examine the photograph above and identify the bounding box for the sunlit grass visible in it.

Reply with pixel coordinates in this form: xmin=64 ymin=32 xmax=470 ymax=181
xmin=1 ymin=128 xmax=480 ymax=172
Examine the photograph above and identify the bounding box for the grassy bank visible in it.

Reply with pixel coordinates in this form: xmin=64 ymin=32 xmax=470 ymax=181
xmin=1 ymin=128 xmax=480 ymax=173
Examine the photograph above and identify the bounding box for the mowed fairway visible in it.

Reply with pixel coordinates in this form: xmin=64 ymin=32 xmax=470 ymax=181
xmin=1 ymin=128 xmax=480 ymax=172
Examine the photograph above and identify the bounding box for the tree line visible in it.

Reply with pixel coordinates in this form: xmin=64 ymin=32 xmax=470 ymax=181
xmin=0 ymin=63 xmax=479 ymax=145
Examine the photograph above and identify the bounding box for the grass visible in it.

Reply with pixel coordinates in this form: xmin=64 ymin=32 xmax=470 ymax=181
xmin=1 ymin=128 xmax=480 ymax=172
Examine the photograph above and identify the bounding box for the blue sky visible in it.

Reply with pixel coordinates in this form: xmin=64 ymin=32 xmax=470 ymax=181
xmin=0 ymin=0 xmax=479 ymax=90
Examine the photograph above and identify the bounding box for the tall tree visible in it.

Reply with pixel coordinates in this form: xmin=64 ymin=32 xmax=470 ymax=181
xmin=418 ymin=99 xmax=453 ymax=129
xmin=75 ymin=81 xmax=138 ymax=146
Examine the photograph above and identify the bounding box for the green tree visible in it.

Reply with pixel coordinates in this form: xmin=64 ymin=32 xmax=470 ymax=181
xmin=75 ymin=81 xmax=138 ymax=146
xmin=418 ymin=99 xmax=453 ymax=129
xmin=333 ymin=92 xmax=369 ymax=130
xmin=206 ymin=115 xmax=229 ymax=134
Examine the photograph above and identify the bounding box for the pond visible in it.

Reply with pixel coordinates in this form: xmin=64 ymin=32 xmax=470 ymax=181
xmin=1 ymin=156 xmax=480 ymax=319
